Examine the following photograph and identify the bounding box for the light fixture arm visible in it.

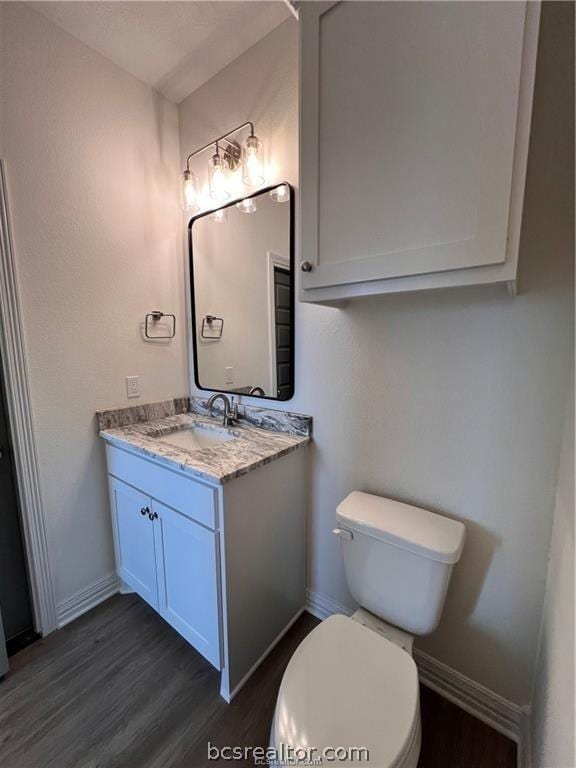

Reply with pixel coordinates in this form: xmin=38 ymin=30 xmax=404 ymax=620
xmin=185 ymin=121 xmax=255 ymax=171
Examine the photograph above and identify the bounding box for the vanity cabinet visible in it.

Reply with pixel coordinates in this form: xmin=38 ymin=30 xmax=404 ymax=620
xmin=105 ymin=440 xmax=306 ymax=701
xmin=299 ymin=1 xmax=541 ymax=303
xmin=111 ymin=480 xmax=159 ymax=611
xmin=109 ymin=478 xmax=221 ymax=667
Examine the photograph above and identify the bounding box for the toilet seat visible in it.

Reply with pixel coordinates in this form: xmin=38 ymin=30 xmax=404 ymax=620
xmin=271 ymin=614 xmax=421 ymax=768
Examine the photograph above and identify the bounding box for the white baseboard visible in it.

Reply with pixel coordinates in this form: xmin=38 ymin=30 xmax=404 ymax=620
xmin=517 ymin=707 xmax=532 ymax=768
xmin=306 ymin=588 xmax=353 ymax=621
xmin=414 ymin=648 xmax=525 ymax=743
xmin=56 ymin=573 xmax=119 ymax=628
xmin=305 ymin=588 xmax=528 ymax=757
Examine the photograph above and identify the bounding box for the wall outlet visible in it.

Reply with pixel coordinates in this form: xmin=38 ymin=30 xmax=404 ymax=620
xmin=126 ymin=376 xmax=140 ymax=399
xmin=225 ymin=366 xmax=234 ymax=385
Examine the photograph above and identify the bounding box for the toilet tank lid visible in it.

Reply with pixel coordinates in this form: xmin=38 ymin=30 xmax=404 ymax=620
xmin=336 ymin=491 xmax=465 ymax=564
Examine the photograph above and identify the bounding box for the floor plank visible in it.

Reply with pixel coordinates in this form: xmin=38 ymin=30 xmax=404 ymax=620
xmin=0 ymin=594 xmax=516 ymax=768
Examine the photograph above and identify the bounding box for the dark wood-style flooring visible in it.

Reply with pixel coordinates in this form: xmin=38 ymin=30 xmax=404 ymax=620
xmin=0 ymin=594 xmax=516 ymax=768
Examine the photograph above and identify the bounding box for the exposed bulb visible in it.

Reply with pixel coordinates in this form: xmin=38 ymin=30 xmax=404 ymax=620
xmin=270 ymin=184 xmax=289 ymax=203
xmin=211 ymin=207 xmax=228 ymax=223
xmin=181 ymin=170 xmax=199 ymax=212
xmin=209 ymin=150 xmax=230 ymax=201
xmin=242 ymin=134 xmax=265 ymax=187
xmin=236 ymin=197 xmax=257 ymax=214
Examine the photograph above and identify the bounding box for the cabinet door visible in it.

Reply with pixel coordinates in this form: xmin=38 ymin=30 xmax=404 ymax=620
xmin=109 ymin=478 xmax=158 ymax=610
xmin=300 ymin=1 xmax=531 ymax=291
xmin=153 ymin=501 xmax=221 ymax=668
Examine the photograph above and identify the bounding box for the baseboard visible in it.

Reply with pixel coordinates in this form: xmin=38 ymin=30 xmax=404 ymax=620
xmin=305 ymin=589 xmax=526 ymax=750
xmin=56 ymin=573 xmax=119 ymax=628
xmin=414 ymin=648 xmax=525 ymax=743
xmin=306 ymin=588 xmax=353 ymax=621
xmin=517 ymin=707 xmax=532 ymax=768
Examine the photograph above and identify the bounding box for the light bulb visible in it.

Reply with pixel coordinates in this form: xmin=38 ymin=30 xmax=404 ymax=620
xmin=211 ymin=208 xmax=228 ymax=223
xmin=209 ymin=151 xmax=230 ymax=201
xmin=236 ymin=197 xmax=257 ymax=214
xmin=270 ymin=184 xmax=289 ymax=203
xmin=181 ymin=170 xmax=199 ymax=212
xmin=242 ymin=134 xmax=265 ymax=187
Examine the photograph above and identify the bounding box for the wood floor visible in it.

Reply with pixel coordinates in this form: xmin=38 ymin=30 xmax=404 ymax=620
xmin=0 ymin=594 xmax=516 ymax=768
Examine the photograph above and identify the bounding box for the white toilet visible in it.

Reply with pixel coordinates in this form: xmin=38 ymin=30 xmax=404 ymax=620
xmin=271 ymin=491 xmax=466 ymax=767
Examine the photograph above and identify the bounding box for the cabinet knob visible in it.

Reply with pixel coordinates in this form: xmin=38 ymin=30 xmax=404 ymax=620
xmin=300 ymin=261 xmax=313 ymax=273
xmin=140 ymin=506 xmax=149 ymax=516
xmin=148 ymin=510 xmax=158 ymax=521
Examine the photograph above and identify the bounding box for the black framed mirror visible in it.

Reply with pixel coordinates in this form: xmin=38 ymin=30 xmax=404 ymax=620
xmin=189 ymin=183 xmax=294 ymax=401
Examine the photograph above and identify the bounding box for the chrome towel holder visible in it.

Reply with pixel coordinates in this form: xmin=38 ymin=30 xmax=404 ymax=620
xmin=145 ymin=311 xmax=176 ymax=339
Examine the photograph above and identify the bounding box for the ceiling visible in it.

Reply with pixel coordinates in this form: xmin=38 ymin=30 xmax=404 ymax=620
xmin=29 ymin=1 xmax=292 ymax=103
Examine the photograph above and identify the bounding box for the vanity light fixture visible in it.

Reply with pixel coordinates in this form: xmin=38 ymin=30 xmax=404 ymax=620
xmin=242 ymin=134 xmax=264 ymax=187
xmin=270 ymin=184 xmax=290 ymax=203
xmin=181 ymin=169 xmax=199 ymax=212
xmin=208 ymin=143 xmax=230 ymax=202
xmin=182 ymin=121 xmax=265 ymax=213
xmin=236 ymin=197 xmax=257 ymax=214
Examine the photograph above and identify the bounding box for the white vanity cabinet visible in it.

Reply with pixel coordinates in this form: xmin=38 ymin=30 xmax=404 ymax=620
xmin=105 ymin=441 xmax=306 ymax=700
xmin=299 ymin=1 xmax=541 ymax=303
xmin=153 ymin=499 xmax=221 ymax=668
xmin=111 ymin=480 xmax=160 ymax=611
xmin=109 ymin=477 xmax=221 ymax=667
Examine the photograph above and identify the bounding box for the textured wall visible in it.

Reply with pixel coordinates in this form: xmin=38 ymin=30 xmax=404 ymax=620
xmin=530 ymin=2 xmax=575 ymax=746
xmin=179 ymin=9 xmax=573 ymax=706
xmin=0 ymin=3 xmax=188 ymax=609
xmin=531 ymin=386 xmax=575 ymax=767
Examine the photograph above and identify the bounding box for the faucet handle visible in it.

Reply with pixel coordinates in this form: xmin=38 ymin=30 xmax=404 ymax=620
xmin=230 ymin=396 xmax=239 ymax=419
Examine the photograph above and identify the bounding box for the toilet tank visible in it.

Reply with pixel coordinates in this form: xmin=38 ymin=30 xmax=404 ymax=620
xmin=335 ymin=492 xmax=465 ymax=635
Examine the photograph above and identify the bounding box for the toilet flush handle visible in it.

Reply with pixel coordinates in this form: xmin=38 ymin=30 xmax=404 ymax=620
xmin=332 ymin=527 xmax=353 ymax=541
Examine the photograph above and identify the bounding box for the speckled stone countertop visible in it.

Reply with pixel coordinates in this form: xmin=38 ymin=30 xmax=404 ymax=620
xmin=97 ymin=397 xmax=312 ymax=485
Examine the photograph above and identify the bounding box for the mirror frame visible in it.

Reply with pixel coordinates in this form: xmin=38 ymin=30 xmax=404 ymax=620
xmin=188 ymin=182 xmax=295 ymax=402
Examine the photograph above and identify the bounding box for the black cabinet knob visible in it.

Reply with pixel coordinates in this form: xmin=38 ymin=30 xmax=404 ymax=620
xmin=148 ymin=510 xmax=158 ymax=521
xmin=140 ymin=506 xmax=149 ymax=516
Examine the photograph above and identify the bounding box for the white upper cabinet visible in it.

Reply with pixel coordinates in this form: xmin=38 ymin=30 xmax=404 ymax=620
xmin=299 ymin=1 xmax=540 ymax=303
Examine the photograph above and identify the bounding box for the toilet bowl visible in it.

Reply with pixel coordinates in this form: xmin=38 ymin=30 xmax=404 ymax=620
xmin=271 ymin=614 xmax=421 ymax=768
xmin=271 ymin=491 xmax=466 ymax=767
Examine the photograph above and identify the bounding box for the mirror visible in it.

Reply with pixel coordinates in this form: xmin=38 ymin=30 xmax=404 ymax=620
xmin=189 ymin=184 xmax=294 ymax=401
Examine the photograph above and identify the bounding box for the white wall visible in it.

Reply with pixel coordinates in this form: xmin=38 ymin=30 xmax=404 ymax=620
xmin=179 ymin=9 xmax=573 ymax=706
xmin=0 ymin=3 xmax=188 ymax=610
xmin=531 ymin=386 xmax=575 ymax=768
xmin=530 ymin=2 xmax=575 ymax=741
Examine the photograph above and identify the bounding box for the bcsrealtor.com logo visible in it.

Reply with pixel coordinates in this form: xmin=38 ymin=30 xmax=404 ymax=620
xmin=207 ymin=742 xmax=370 ymax=765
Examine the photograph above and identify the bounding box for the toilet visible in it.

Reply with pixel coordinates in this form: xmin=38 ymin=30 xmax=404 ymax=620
xmin=271 ymin=491 xmax=466 ymax=767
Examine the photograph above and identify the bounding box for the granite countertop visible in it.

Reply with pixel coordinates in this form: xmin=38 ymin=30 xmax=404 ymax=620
xmin=97 ymin=398 xmax=311 ymax=485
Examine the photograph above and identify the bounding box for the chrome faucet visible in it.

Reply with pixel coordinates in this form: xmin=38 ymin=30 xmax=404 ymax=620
xmin=206 ymin=393 xmax=238 ymax=426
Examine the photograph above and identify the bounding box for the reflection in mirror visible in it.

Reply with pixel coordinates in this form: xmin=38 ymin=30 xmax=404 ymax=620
xmin=190 ymin=184 xmax=293 ymax=401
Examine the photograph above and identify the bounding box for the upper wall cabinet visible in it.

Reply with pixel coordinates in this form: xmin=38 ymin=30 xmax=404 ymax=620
xmin=299 ymin=1 xmax=540 ymax=304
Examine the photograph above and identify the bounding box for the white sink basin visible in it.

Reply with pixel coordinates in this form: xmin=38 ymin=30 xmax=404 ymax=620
xmin=154 ymin=425 xmax=236 ymax=452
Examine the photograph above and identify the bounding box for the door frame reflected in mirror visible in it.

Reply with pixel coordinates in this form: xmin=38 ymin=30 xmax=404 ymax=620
xmin=188 ymin=182 xmax=295 ymax=402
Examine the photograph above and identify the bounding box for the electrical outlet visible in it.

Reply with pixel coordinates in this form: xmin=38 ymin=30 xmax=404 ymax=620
xmin=126 ymin=376 xmax=140 ymax=399
xmin=225 ymin=366 xmax=234 ymax=385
